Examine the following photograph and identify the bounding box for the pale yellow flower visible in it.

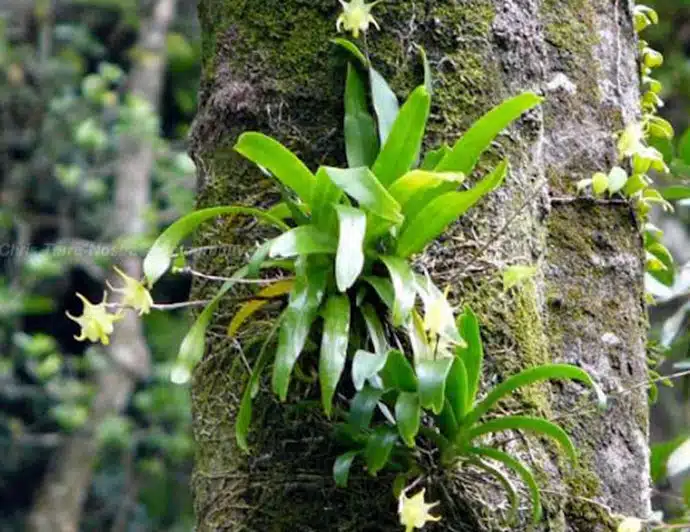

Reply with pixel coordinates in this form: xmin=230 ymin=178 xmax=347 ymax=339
xmin=398 ymin=488 xmax=441 ymax=532
xmin=336 ymin=0 xmax=381 ymax=38
xmin=617 ymin=123 xmax=646 ymax=159
xmin=617 ymin=516 xmax=642 ymax=532
xmin=107 ymin=266 xmax=154 ymax=315
xmin=66 ymin=293 xmax=122 ymax=346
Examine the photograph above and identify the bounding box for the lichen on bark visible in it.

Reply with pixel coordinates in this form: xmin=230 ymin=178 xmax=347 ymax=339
xmin=189 ymin=0 xmax=650 ymax=530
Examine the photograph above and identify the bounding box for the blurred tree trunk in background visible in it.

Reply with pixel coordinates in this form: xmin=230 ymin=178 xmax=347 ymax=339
xmin=26 ymin=0 xmax=177 ymax=530
xmin=189 ymin=0 xmax=651 ymax=529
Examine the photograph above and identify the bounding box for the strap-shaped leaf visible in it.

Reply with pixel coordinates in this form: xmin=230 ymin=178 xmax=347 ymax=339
xmin=469 ymin=446 xmax=542 ymax=524
xmin=380 ymin=350 xmax=417 ymax=393
xmin=364 ymin=427 xmax=399 ymax=475
xmin=395 ymin=392 xmax=421 ymax=447
xmin=361 ymin=276 xmax=395 ymax=309
xmin=361 ymin=304 xmax=389 ymax=355
xmin=324 ymin=167 xmax=403 ymax=224
xmin=437 ymin=398 xmax=460 ymax=440
xmin=319 ymin=295 xmax=351 ymax=417
xmin=468 ymin=458 xmax=519 ymax=525
xmin=271 ymin=258 xmax=328 ymax=401
xmin=171 ymin=266 xmax=248 ymax=384
xmin=435 ymin=92 xmax=543 ymax=174
xmin=234 ymin=132 xmax=316 ymax=203
xmin=388 ymin=170 xmax=465 ymax=213
xmin=467 ymin=416 xmax=577 ymax=464
xmin=380 ymin=255 xmax=416 ymax=326
xmin=345 ymin=63 xmax=379 ymax=168
xmin=456 ymin=307 xmax=484 ymax=408
xmin=247 ymin=240 xmax=272 ymax=278
xmin=370 ymin=68 xmax=399 ymax=145
xmin=334 ymin=450 xmax=360 ymax=488
xmin=371 ymin=85 xmax=430 ymax=187
xmin=227 ymin=279 xmax=294 ymax=337
xmin=462 ymin=364 xmax=606 ymax=429
xmin=349 ymin=384 xmax=384 ymax=431
xmin=311 ymin=167 xmax=343 ymax=233
xmin=235 ymin=319 xmax=281 ymax=452
xmin=330 ymin=38 xmax=368 ymax=67
xmin=396 ymin=160 xmax=508 ymax=257
xmin=446 ymin=355 xmax=469 ymax=422
xmin=352 ymin=349 xmax=388 ymax=391
xmin=144 ymin=206 xmax=288 ymax=287
xmin=417 ymin=357 xmax=454 ymax=415
xmin=269 ymin=225 xmax=337 ymax=258
xmin=335 ymin=205 xmax=366 ymax=292
xmin=419 ymin=46 xmax=432 ymax=96
xmin=420 ymin=145 xmax=451 ymax=171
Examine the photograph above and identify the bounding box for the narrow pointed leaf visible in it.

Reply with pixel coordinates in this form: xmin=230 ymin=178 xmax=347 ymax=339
xmin=349 ymin=384 xmax=384 ymax=431
xmin=435 ymin=92 xmax=543 ymax=174
xmin=361 ymin=304 xmax=389 ymax=355
xmin=468 ymin=416 xmax=577 ymax=464
xmin=144 ymin=206 xmax=288 ymax=287
xmin=469 ymin=458 xmax=519 ymax=525
xmin=352 ymin=349 xmax=388 ymax=391
xmin=456 ymin=307 xmax=483 ymax=407
xmin=470 ymin=446 xmax=542 ymax=523
xmin=236 ymin=320 xmax=280 ymax=452
xmin=463 ymin=364 xmax=605 ymax=429
xmin=380 ymin=255 xmax=416 ymax=326
xmin=395 ymin=392 xmax=421 ymax=447
xmin=320 ymin=295 xmax=351 ymax=416
xmin=438 ymin=398 xmax=460 ymax=440
xmin=227 ymin=279 xmax=294 ymax=337
xmin=362 ymin=276 xmax=395 ymax=309
xmin=234 ymin=132 xmax=316 ymax=203
xmin=396 ymin=160 xmax=507 ymax=257
xmin=345 ymin=63 xmax=379 ymax=168
xmin=370 ymin=68 xmax=399 ymax=145
xmin=271 ymin=258 xmax=328 ymax=401
xmin=335 ymin=205 xmax=366 ymax=292
xmin=324 ymin=167 xmax=403 ymax=224
xmin=446 ymin=355 xmax=469 ymax=422
xmin=371 ymin=85 xmax=431 ymax=187
xmin=269 ymin=225 xmax=337 ymax=258
xmin=247 ymin=240 xmax=272 ymax=278
xmin=334 ymin=450 xmax=360 ymax=488
xmin=311 ymin=167 xmax=343 ymax=232
xmin=364 ymin=427 xmax=399 ymax=475
xmin=420 ymin=145 xmax=451 ymax=171
xmin=419 ymin=46 xmax=432 ymax=95
xmin=380 ymin=350 xmax=417 ymax=393
xmin=330 ymin=38 xmax=368 ymax=67
xmin=388 ymin=170 xmax=465 ymax=212
xmin=417 ymin=357 xmax=454 ymax=415
xmin=662 ymin=185 xmax=690 ymax=201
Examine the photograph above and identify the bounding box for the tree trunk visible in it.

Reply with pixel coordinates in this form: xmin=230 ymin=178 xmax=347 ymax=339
xmin=189 ymin=0 xmax=650 ymax=529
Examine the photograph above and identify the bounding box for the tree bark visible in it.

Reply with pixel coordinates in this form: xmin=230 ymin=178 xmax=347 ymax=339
xmin=189 ymin=0 xmax=650 ymax=530
xmin=26 ymin=0 xmax=177 ymax=530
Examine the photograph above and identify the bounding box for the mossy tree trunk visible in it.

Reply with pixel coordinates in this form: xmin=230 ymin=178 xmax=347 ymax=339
xmin=189 ymin=0 xmax=650 ymax=530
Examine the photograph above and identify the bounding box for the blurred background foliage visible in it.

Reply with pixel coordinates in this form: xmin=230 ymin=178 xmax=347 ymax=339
xmin=0 ymin=0 xmax=690 ymax=530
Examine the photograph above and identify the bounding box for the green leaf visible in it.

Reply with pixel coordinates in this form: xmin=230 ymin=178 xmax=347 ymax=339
xmin=311 ymin=167 xmax=343 ymax=233
xmin=361 ymin=304 xmax=389 ymax=355
xmin=416 ymin=357 xmax=454 ymax=415
xmin=380 ymin=350 xmax=417 ymax=393
xmin=662 ymin=185 xmax=690 ymax=201
xmin=446 ymin=356 xmax=469 ymax=422
xmin=335 ymin=206 xmax=366 ymax=292
xmin=324 ymin=167 xmax=403 ymax=224
xmin=438 ymin=398 xmax=460 ymax=440
xmin=395 ymin=392 xmax=421 ymax=447
xmin=370 ymin=68 xmax=399 ymax=145
xmin=345 ymin=63 xmax=379 ymax=168
xmin=333 ymin=450 xmax=360 ymax=488
xmin=396 ymin=160 xmax=508 ymax=257
xmin=269 ymin=226 xmax=337 ymax=258
xmin=247 ymin=241 xmax=272 ymax=279
xmin=349 ymin=384 xmax=384 ymax=431
xmin=407 ymin=310 xmax=430 ymax=364
xmin=330 ymin=38 xmax=368 ymax=67
xmin=352 ymin=349 xmax=388 ymax=391
xmin=456 ymin=307 xmax=484 ymax=408
xmin=234 ymin=132 xmax=316 ymax=203
xmin=419 ymin=46 xmax=432 ymax=95
xmin=420 ymin=145 xmax=450 ymax=171
xmin=364 ymin=427 xmax=399 ymax=475
xmin=435 ymin=92 xmax=543 ymax=174
xmin=362 ymin=276 xmax=395 ymax=309
xmin=236 ymin=319 xmax=281 ymax=452
xmin=171 ymin=266 xmax=248 ymax=385
xmin=271 ymin=258 xmax=328 ymax=401
xmin=371 ymin=85 xmax=431 ymax=187
xmin=319 ymin=295 xmax=351 ymax=417
xmin=503 ymin=264 xmax=537 ymax=291
xmin=469 ymin=447 xmax=542 ymax=524
xmin=388 ymin=170 xmax=465 ymax=213
xmin=380 ymin=255 xmax=416 ymax=326
xmin=462 ymin=364 xmax=605 ymax=429
xmin=468 ymin=458 xmax=519 ymax=525
xmin=468 ymin=416 xmax=577 ymax=464
xmin=144 ymin=206 xmax=288 ymax=287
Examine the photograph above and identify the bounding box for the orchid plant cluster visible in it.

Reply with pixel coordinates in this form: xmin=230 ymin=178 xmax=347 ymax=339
xmin=66 ymin=2 xmax=605 ymax=529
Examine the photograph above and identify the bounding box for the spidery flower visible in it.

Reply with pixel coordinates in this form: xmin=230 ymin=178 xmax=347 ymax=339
xmin=66 ymin=293 xmax=122 ymax=346
xmin=336 ymin=0 xmax=381 ymax=39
